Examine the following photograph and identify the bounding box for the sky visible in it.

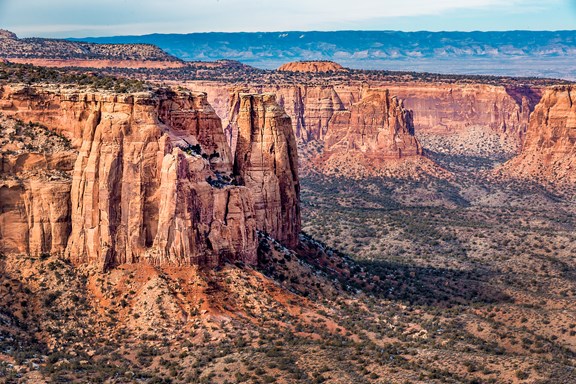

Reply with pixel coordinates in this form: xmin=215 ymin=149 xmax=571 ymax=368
xmin=0 ymin=0 xmax=575 ymax=38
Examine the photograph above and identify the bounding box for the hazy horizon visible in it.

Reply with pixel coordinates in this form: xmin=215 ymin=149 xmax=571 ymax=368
xmin=0 ymin=0 xmax=575 ymax=38
xmin=69 ymin=28 xmax=576 ymax=39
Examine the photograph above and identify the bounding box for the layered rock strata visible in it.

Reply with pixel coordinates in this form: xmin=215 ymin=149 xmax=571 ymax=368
xmin=0 ymin=85 xmax=303 ymax=270
xmin=278 ymin=61 xmax=347 ymax=73
xmin=189 ymin=81 xmax=540 ymax=146
xmin=502 ymin=87 xmax=576 ymax=184
xmin=231 ymin=93 xmax=301 ymax=248
xmin=324 ymin=89 xmax=422 ymax=158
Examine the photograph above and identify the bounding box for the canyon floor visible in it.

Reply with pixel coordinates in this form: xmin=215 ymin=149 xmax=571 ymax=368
xmin=300 ymin=130 xmax=576 ymax=383
xmin=0 ymin=61 xmax=575 ymax=383
xmin=1 ymin=117 xmax=575 ymax=384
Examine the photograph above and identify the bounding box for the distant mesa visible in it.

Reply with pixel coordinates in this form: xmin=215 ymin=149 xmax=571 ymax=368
xmin=0 ymin=29 xmax=17 ymax=39
xmin=278 ymin=61 xmax=347 ymax=73
xmin=0 ymin=31 xmax=185 ymax=69
xmin=187 ymin=59 xmax=254 ymax=70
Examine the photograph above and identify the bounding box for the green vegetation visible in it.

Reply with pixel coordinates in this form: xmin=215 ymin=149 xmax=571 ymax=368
xmin=0 ymin=62 xmax=153 ymax=92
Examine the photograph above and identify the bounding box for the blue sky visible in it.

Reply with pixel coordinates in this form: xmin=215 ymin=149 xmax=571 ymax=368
xmin=0 ymin=0 xmax=574 ymax=38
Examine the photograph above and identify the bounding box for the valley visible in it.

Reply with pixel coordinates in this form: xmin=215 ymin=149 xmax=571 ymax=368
xmin=0 ymin=29 xmax=575 ymax=384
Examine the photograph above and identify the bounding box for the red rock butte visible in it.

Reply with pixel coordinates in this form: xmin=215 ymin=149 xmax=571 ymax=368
xmin=278 ymin=61 xmax=347 ymax=73
xmin=0 ymin=84 xmax=300 ymax=271
xmin=502 ymin=86 xmax=576 ymax=184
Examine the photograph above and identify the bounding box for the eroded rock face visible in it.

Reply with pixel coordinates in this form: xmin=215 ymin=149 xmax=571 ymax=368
xmin=325 ymin=89 xmax=422 ymax=158
xmin=278 ymin=61 xmax=347 ymax=73
xmin=384 ymin=83 xmax=540 ymax=145
xmin=0 ymin=179 xmax=71 ymax=257
xmin=0 ymin=85 xmax=258 ymax=270
xmin=275 ymin=86 xmax=347 ymax=142
xmin=308 ymin=89 xmax=430 ymax=178
xmin=191 ymin=81 xmax=539 ymax=148
xmin=198 ymin=84 xmax=351 ymax=144
xmin=231 ymin=93 xmax=301 ymax=248
xmin=502 ymin=87 xmax=576 ymax=184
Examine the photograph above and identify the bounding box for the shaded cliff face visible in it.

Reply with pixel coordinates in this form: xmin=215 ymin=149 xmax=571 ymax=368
xmin=275 ymin=86 xmax=347 ymax=142
xmin=502 ymin=87 xmax=576 ymax=184
xmin=189 ymin=81 xmax=540 ymax=149
xmin=231 ymin=93 xmax=301 ymax=248
xmin=193 ymin=83 xmax=351 ymax=144
xmin=384 ymin=83 xmax=540 ymax=144
xmin=324 ymin=90 xmax=421 ymax=158
xmin=0 ymin=85 xmax=259 ymax=270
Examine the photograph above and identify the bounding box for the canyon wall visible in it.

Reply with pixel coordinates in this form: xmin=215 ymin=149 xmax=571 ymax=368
xmin=324 ymin=89 xmax=421 ymax=158
xmin=0 ymin=85 xmax=300 ymax=270
xmin=231 ymin=93 xmax=300 ymax=248
xmin=502 ymin=87 xmax=576 ymax=184
xmin=383 ymin=83 xmax=541 ymax=142
xmin=314 ymin=89 xmax=435 ymax=178
xmin=189 ymin=83 xmax=353 ymax=144
xmin=188 ymin=81 xmax=541 ymax=147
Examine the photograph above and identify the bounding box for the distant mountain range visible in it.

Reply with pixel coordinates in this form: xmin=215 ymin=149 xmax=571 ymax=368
xmin=71 ymin=30 xmax=576 ymax=79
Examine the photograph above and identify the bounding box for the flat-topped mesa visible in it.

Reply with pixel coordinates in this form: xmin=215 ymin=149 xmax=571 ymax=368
xmin=0 ymin=30 xmax=17 ymax=39
xmin=0 ymin=85 xmax=257 ymax=270
xmin=325 ymin=89 xmax=422 ymax=158
xmin=502 ymin=86 xmax=576 ymax=184
xmin=232 ymin=93 xmax=301 ymax=248
xmin=278 ymin=61 xmax=347 ymax=73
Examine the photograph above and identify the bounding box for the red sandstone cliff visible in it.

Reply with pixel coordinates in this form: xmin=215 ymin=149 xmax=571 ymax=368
xmin=0 ymin=85 xmax=300 ymax=270
xmin=324 ymin=89 xmax=421 ymax=158
xmin=188 ymin=81 xmax=540 ymax=148
xmin=190 ymin=83 xmax=351 ymax=144
xmin=231 ymin=93 xmax=301 ymax=248
xmin=311 ymin=89 xmax=440 ymax=178
xmin=383 ymin=83 xmax=539 ymax=144
xmin=502 ymin=87 xmax=576 ymax=184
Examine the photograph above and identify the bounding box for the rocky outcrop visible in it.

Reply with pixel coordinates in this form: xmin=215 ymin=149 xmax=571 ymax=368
xmin=0 ymin=30 xmax=17 ymax=39
xmin=275 ymin=86 xmax=347 ymax=142
xmin=310 ymin=89 xmax=433 ymax=177
xmin=383 ymin=83 xmax=540 ymax=145
xmin=191 ymin=83 xmax=355 ymax=144
xmin=502 ymin=87 xmax=576 ymax=184
xmin=190 ymin=81 xmax=539 ymax=148
xmin=0 ymin=85 xmax=261 ymax=270
xmin=0 ymin=114 xmax=77 ymax=258
xmin=278 ymin=61 xmax=347 ymax=73
xmin=231 ymin=93 xmax=301 ymax=248
xmin=0 ymin=179 xmax=72 ymax=257
xmin=0 ymin=29 xmax=184 ymax=69
xmin=324 ymin=89 xmax=422 ymax=158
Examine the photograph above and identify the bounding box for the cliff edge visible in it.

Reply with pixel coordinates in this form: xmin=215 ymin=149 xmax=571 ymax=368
xmin=501 ymin=86 xmax=576 ymax=184
xmin=0 ymin=84 xmax=301 ymax=270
